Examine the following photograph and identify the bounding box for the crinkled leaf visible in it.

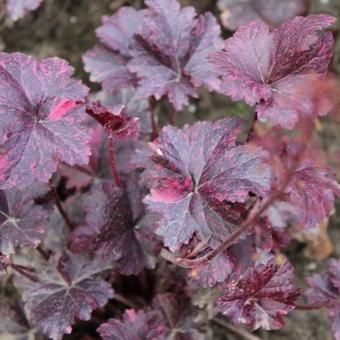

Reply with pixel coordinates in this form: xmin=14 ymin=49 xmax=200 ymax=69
xmin=6 ymin=0 xmax=42 ymax=21
xmin=97 ymin=309 xmax=165 ymax=340
xmin=129 ymin=0 xmax=223 ymax=110
xmin=218 ymin=0 xmax=308 ymax=31
xmin=0 ymin=52 xmax=90 ymax=189
xmin=217 ymin=259 xmax=299 ymax=330
xmin=84 ymin=1 xmax=222 ymax=111
xmin=0 ymin=188 xmax=47 ymax=256
xmin=21 ymin=251 xmax=113 ymax=340
xmin=86 ymin=101 xmax=139 ymax=140
xmin=71 ymin=182 xmax=147 ymax=275
xmin=144 ymin=118 xmax=271 ymax=251
xmin=95 ymin=88 xmax=151 ymax=135
xmin=210 ymin=15 xmax=335 ymax=128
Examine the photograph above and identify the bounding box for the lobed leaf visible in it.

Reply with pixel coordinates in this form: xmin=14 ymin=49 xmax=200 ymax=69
xmin=22 ymin=251 xmax=113 ymax=340
xmin=144 ymin=117 xmax=271 ymax=251
xmin=0 ymin=52 xmax=91 ymax=189
xmin=210 ymin=15 xmax=335 ymax=128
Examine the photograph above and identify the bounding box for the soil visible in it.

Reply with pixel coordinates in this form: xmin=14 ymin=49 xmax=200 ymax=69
xmin=0 ymin=0 xmax=339 ymax=339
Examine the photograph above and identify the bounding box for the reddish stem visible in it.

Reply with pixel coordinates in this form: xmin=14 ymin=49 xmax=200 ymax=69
xmin=108 ymin=137 xmax=121 ymax=187
xmin=162 ymin=120 xmax=314 ymax=268
xmin=49 ymin=181 xmax=75 ymax=230
xmin=148 ymin=98 xmax=158 ymax=140
xmin=169 ymin=106 xmax=177 ymax=125
xmin=37 ymin=245 xmax=49 ymax=261
xmin=11 ymin=264 xmax=38 ymax=282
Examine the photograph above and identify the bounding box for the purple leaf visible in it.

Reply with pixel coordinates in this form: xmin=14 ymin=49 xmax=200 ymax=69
xmin=129 ymin=0 xmax=223 ymax=110
xmin=0 ymin=188 xmax=47 ymax=256
xmin=82 ymin=7 xmax=145 ymax=92
xmin=287 ymin=166 xmax=340 ymax=227
xmin=217 ymin=259 xmax=299 ymax=330
xmin=22 ymin=251 xmax=113 ymax=340
xmin=305 ymin=259 xmax=340 ymax=340
xmin=144 ymin=118 xmax=271 ymax=251
xmin=218 ymin=0 xmax=309 ymax=31
xmin=83 ymin=45 xmax=136 ymax=92
xmin=6 ymin=0 xmax=42 ymax=21
xmin=209 ymin=15 xmax=335 ymax=128
xmin=84 ymin=1 xmax=223 ymax=111
xmin=0 ymin=52 xmax=91 ymax=189
xmin=71 ymin=182 xmax=148 ymax=275
xmin=97 ymin=309 xmax=165 ymax=340
xmin=86 ymin=101 xmax=139 ymax=140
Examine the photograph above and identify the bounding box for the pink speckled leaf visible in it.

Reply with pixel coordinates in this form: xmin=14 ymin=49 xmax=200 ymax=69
xmin=86 ymin=101 xmax=139 ymax=140
xmin=22 ymin=251 xmax=113 ymax=340
xmin=0 ymin=188 xmax=47 ymax=256
xmin=218 ymin=0 xmax=308 ymax=31
xmin=6 ymin=0 xmax=42 ymax=21
xmin=217 ymin=259 xmax=299 ymax=330
xmin=210 ymin=15 xmax=335 ymax=128
xmin=0 ymin=52 xmax=90 ymax=189
xmin=129 ymin=0 xmax=222 ymax=110
xmin=144 ymin=118 xmax=271 ymax=251
xmin=98 ymin=309 xmax=165 ymax=340
xmin=71 ymin=182 xmax=147 ymax=275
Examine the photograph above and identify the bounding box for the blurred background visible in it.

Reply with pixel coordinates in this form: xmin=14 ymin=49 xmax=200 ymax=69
xmin=0 ymin=1 xmax=339 ymax=339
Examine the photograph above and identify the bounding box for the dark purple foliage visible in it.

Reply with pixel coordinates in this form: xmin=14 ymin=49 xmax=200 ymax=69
xmin=71 ymin=182 xmax=148 ymax=275
xmin=0 ymin=188 xmax=48 ymax=256
xmin=218 ymin=0 xmax=309 ymax=30
xmin=210 ymin=15 xmax=335 ymax=128
xmin=98 ymin=309 xmax=165 ymax=340
xmin=0 ymin=52 xmax=91 ymax=189
xmin=217 ymin=259 xmax=300 ymax=330
xmin=144 ymin=117 xmax=271 ymax=251
xmin=6 ymin=0 xmax=43 ymax=21
xmin=21 ymin=251 xmax=113 ymax=340
xmin=84 ymin=0 xmax=223 ymax=110
xmin=0 ymin=2 xmax=339 ymax=339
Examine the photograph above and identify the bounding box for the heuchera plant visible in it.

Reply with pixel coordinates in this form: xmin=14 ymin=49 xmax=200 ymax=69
xmin=0 ymin=0 xmax=339 ymax=339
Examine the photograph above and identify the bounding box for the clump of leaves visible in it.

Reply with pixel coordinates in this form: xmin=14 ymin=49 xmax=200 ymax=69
xmin=0 ymin=1 xmax=339 ymax=340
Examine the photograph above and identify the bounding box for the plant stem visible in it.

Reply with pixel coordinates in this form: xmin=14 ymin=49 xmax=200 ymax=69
xmin=49 ymin=180 xmax=75 ymax=230
xmin=108 ymin=137 xmax=121 ymax=187
xmin=162 ymin=121 xmax=314 ymax=268
xmin=169 ymin=106 xmax=177 ymax=125
xmin=148 ymin=98 xmax=158 ymax=140
xmin=213 ymin=317 xmax=262 ymax=340
xmin=36 ymin=245 xmax=49 ymax=261
xmin=113 ymin=293 xmax=139 ymax=309
xmin=11 ymin=264 xmax=38 ymax=282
